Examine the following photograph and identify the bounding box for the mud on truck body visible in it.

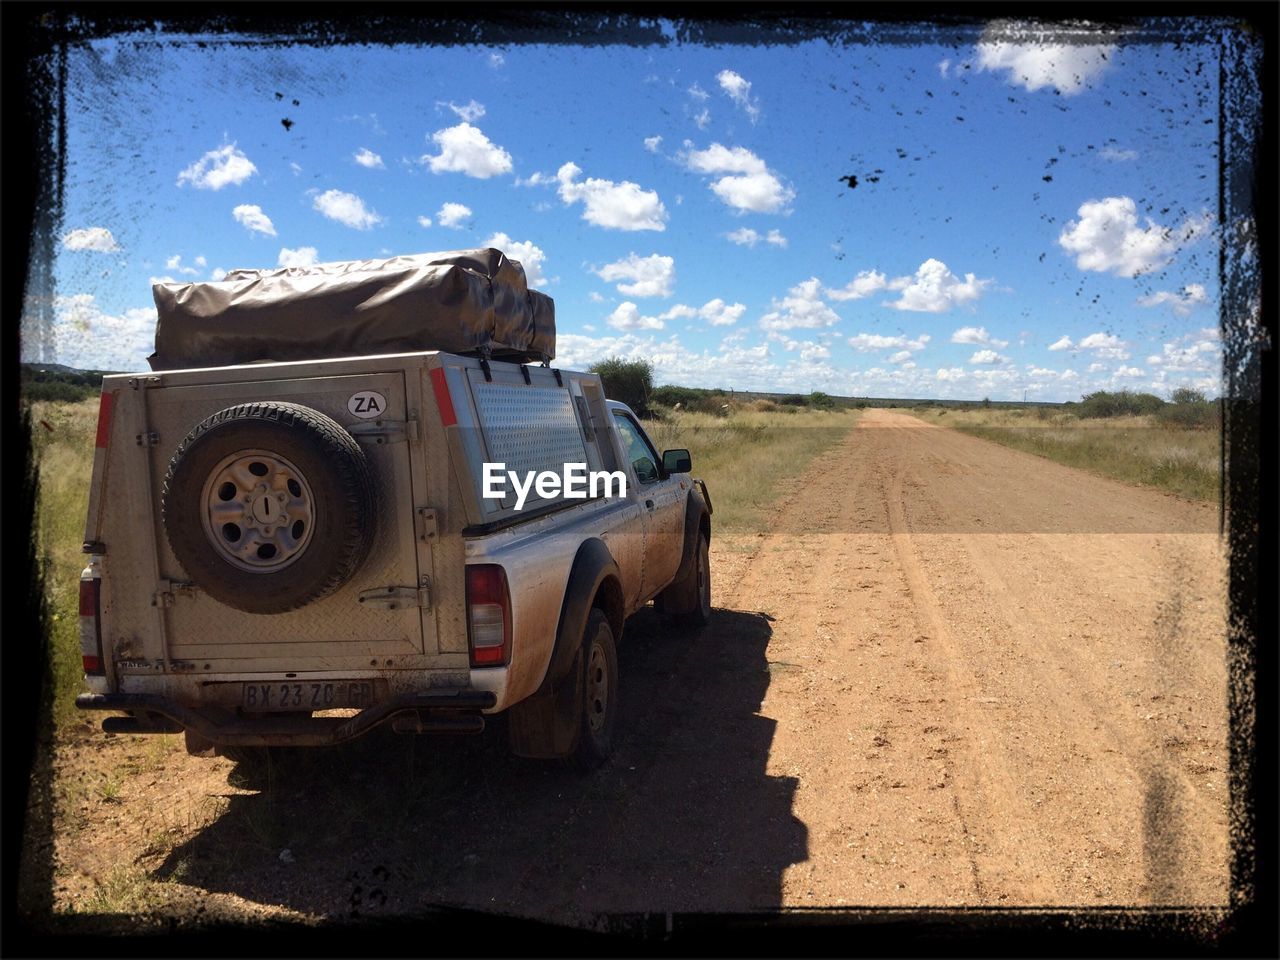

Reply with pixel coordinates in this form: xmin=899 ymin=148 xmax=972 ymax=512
xmin=75 ymin=249 xmax=712 ymax=771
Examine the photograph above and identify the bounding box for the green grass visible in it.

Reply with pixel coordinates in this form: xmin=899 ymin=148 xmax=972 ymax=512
xmin=31 ymin=399 xmax=100 ymax=728
xmin=643 ymin=406 xmax=859 ymax=532
xmin=908 ymin=406 xmax=1221 ymax=502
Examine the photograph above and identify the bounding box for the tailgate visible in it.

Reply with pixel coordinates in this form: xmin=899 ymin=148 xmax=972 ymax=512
xmin=106 ymin=367 xmax=455 ymax=675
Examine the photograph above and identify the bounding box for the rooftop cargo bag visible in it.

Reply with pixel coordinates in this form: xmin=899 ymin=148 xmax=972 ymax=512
xmin=149 ymin=247 xmax=555 ymax=371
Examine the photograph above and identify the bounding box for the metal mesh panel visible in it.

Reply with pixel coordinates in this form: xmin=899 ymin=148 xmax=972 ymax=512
xmin=473 ymin=382 xmax=588 ymax=485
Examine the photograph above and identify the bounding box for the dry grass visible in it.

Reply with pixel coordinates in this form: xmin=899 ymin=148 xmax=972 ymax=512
xmin=31 ymin=399 xmax=100 ymax=727
xmin=643 ymin=407 xmax=859 ymax=532
xmin=908 ymin=406 xmax=1221 ymax=502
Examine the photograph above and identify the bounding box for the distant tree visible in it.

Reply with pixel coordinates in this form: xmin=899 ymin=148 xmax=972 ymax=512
xmin=779 ymin=394 xmax=807 ymax=407
xmin=982 ymin=396 xmax=992 ymax=408
xmin=590 ymin=357 xmax=654 ymax=416
xmin=1078 ymin=390 xmax=1165 ymax=418
xmin=808 ymin=391 xmax=836 ymax=410
xmin=1170 ymin=387 xmax=1207 ymax=405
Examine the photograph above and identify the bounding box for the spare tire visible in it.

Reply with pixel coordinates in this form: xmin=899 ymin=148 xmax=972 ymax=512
xmin=161 ymin=401 xmax=376 ymax=615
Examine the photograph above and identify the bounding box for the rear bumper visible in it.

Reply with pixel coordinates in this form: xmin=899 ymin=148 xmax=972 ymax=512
xmin=74 ymin=689 xmax=497 ymax=747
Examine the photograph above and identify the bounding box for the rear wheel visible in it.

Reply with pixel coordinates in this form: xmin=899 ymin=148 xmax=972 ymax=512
xmin=564 ymin=609 xmax=618 ymax=773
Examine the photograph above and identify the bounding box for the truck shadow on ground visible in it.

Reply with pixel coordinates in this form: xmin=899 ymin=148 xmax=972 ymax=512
xmin=156 ymin=607 xmax=805 ymax=924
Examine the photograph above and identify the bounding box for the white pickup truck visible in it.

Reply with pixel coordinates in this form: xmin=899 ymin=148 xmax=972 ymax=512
xmin=75 ymin=254 xmax=712 ymax=772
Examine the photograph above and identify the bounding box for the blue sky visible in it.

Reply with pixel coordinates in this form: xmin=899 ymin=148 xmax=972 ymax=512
xmin=31 ymin=21 xmax=1228 ymax=400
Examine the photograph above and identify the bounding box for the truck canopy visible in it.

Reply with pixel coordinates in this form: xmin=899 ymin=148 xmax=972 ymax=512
xmin=149 ymin=248 xmax=555 ymax=371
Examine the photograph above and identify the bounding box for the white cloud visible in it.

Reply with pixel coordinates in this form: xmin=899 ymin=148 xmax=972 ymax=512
xmin=968 ymin=349 xmax=1008 ymax=365
xmin=726 ymin=227 xmax=761 ymax=247
xmin=417 ymin=216 xmax=433 ymax=228
xmin=644 ymin=135 xmax=663 ymax=153
xmin=436 ymin=202 xmax=473 ymax=229
xmin=694 ymin=298 xmax=747 ymax=327
xmin=1137 ymin=283 xmax=1208 ymax=316
xmin=1058 ymin=196 xmax=1210 ymax=277
xmin=1099 ymin=145 xmax=1139 ymax=162
xmin=1048 ymin=335 xmax=1074 ymax=351
xmin=826 ymin=270 xmax=889 ymax=301
xmin=353 ymin=147 xmax=385 ymax=169
xmin=488 ymin=52 xmax=505 ymax=69
xmin=484 ymin=232 xmax=548 ymax=288
xmin=684 ymin=143 xmax=794 ymax=214
xmin=290 ymin=162 xmax=303 ymax=176
xmin=421 ymin=122 xmax=513 ymax=179
xmin=693 ymin=109 xmax=711 ymax=130
xmin=848 ymin=332 xmax=931 ymax=353
xmin=717 ymin=69 xmax=761 ymax=122
xmin=975 ymin=23 xmax=1115 ymax=96
xmin=950 ymin=325 xmax=1009 ymax=347
xmin=772 ymin=335 xmax=833 ymax=361
xmin=1088 ymin=362 xmax=1106 ymax=373
xmin=607 ymin=302 xmax=665 ymax=331
xmin=443 ymin=99 xmax=486 ymax=123
xmin=39 ymin=293 xmax=156 ymax=372
xmin=1114 ymin=365 xmax=1144 ymax=378
xmin=165 ymin=255 xmax=200 ymax=277
xmin=176 ymin=143 xmax=257 ymax=190
xmin=278 ymin=246 xmax=319 ymax=268
xmin=1078 ymin=332 xmax=1130 ymax=360
xmin=760 ymin=278 xmax=841 ymax=331
xmin=312 ymin=189 xmax=384 ymax=230
xmin=556 ymin=162 xmax=668 ymax=231
xmin=232 ymin=204 xmax=277 ymax=237
xmin=594 ymin=253 xmax=675 ymax=298
xmin=936 ymin=367 xmax=967 ymax=382
xmin=61 ymin=227 xmax=120 ymax=252
xmin=515 ymin=171 xmax=553 ymax=188
xmin=887 ymin=350 xmax=914 ymax=364
xmin=688 ymin=83 xmax=710 ymax=101
xmin=938 ymin=59 xmax=951 ymax=78
xmin=1146 ymin=329 xmax=1220 ymax=372
xmin=887 ymin=259 xmax=991 ymax=312
xmin=606 ymin=296 xmax=744 ymax=332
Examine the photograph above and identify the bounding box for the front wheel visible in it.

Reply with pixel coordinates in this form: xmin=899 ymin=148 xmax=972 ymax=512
xmin=564 ymin=609 xmax=618 ymax=773
xmin=659 ymin=533 xmax=711 ymax=629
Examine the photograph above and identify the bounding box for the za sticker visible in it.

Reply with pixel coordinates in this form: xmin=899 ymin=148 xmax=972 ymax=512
xmin=347 ymin=390 xmax=388 ymax=419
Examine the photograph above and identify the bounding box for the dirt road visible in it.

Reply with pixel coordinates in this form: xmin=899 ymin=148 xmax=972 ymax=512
xmin=30 ymin=408 xmax=1229 ymax=926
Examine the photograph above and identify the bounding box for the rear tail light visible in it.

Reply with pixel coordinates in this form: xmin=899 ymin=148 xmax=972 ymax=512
xmin=79 ymin=562 xmax=104 ymax=676
xmin=94 ymin=390 xmax=113 ymax=449
xmin=466 ymin=564 xmax=510 ymax=667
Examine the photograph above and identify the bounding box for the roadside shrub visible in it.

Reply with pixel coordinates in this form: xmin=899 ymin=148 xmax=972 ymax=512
xmin=22 ymin=380 xmax=94 ymax=403
xmin=807 ymin=391 xmax=836 ymax=410
xmin=691 ymin=392 xmax=735 ymax=417
xmin=590 ymin=357 xmax=653 ymax=416
xmin=1076 ymin=390 xmax=1165 ymax=419
xmin=1157 ymin=390 xmax=1219 ymax=430
xmin=778 ymin=394 xmax=807 ymax=407
xmin=652 ymin=384 xmax=710 ymax=409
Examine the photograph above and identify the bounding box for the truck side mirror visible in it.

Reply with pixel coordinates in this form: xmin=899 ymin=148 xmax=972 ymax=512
xmin=662 ymin=449 xmax=692 ymax=474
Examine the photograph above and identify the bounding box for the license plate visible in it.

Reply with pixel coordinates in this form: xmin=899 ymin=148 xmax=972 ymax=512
xmin=241 ymin=680 xmax=377 ymax=712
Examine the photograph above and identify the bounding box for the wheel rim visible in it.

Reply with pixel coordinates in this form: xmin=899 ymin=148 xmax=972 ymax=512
xmin=586 ymin=639 xmax=610 ymax=734
xmin=199 ymin=449 xmax=316 ymax=572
